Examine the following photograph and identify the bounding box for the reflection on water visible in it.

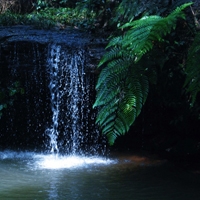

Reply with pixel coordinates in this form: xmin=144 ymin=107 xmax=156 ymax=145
xmin=34 ymin=154 xmax=115 ymax=169
xmin=0 ymin=151 xmax=200 ymax=200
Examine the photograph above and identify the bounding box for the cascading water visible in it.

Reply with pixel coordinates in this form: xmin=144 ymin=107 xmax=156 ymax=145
xmin=0 ymin=40 xmax=106 ymax=155
xmin=0 ymin=28 xmax=113 ymax=185
xmin=45 ymin=44 xmax=106 ymax=155
xmin=46 ymin=44 xmax=61 ymax=153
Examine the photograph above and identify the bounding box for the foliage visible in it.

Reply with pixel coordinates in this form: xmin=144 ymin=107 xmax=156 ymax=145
xmin=93 ymin=56 xmax=149 ymax=145
xmin=108 ymin=2 xmax=192 ymax=62
xmin=0 ymin=11 xmax=20 ymax=25
xmin=93 ymin=2 xmax=193 ymax=145
xmin=0 ymin=6 xmax=92 ymax=29
xmin=29 ymin=6 xmax=96 ymax=29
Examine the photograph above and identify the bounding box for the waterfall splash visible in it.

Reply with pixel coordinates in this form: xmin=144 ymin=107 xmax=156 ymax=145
xmin=46 ymin=44 xmax=106 ymax=156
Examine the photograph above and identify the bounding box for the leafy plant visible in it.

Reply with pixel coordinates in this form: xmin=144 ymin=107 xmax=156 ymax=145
xmin=93 ymin=2 xmax=193 ymax=145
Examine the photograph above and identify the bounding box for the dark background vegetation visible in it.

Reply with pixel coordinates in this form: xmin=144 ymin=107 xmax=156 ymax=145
xmin=0 ymin=0 xmax=200 ymax=165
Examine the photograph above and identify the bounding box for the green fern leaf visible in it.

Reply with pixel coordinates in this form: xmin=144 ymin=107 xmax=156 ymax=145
xmin=119 ymin=2 xmax=192 ymax=62
xmin=98 ymin=46 xmax=123 ymax=66
xmin=94 ymin=60 xmax=149 ymax=145
xmin=106 ymin=36 xmax=123 ymax=49
xmin=94 ymin=2 xmax=192 ymax=145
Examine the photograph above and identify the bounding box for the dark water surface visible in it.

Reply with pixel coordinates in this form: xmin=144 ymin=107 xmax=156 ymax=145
xmin=0 ymin=151 xmax=200 ymax=200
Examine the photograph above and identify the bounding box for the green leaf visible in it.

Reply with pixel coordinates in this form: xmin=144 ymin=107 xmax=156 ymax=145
xmin=94 ymin=2 xmax=192 ymax=145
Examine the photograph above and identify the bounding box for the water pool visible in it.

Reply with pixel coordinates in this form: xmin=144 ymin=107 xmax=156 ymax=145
xmin=0 ymin=151 xmax=200 ymax=200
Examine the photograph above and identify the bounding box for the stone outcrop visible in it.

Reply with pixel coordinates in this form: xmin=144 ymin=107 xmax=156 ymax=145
xmin=0 ymin=25 xmax=106 ymax=69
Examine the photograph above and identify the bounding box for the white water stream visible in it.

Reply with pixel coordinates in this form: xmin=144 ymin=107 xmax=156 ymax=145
xmin=46 ymin=44 xmax=105 ymax=155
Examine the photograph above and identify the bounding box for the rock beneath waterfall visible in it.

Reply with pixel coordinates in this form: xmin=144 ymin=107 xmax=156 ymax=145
xmin=0 ymin=25 xmax=106 ymax=71
xmin=0 ymin=25 xmax=106 ymax=45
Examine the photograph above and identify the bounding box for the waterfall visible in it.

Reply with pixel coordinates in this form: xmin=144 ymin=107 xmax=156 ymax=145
xmin=0 ymin=41 xmax=106 ymax=156
xmin=46 ymin=44 xmax=106 ymax=155
xmin=46 ymin=44 xmax=61 ymax=153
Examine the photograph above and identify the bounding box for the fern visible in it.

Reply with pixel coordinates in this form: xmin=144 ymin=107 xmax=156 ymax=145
xmin=184 ymin=32 xmax=200 ymax=105
xmin=94 ymin=55 xmax=149 ymax=145
xmin=94 ymin=57 xmax=149 ymax=145
xmin=109 ymin=2 xmax=192 ymax=62
xmin=94 ymin=2 xmax=192 ymax=145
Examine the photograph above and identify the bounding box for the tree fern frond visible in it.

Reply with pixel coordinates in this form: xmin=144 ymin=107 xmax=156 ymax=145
xmin=94 ymin=62 xmax=149 ymax=145
xmin=98 ymin=46 xmax=122 ymax=66
xmin=173 ymin=2 xmax=192 ymax=13
xmin=119 ymin=2 xmax=192 ymax=62
xmin=105 ymin=36 xmax=123 ymax=49
xmin=101 ymin=121 xmax=115 ymax=134
xmin=94 ymin=2 xmax=192 ymax=145
xmin=96 ymin=57 xmax=133 ymax=89
xmin=95 ymin=101 xmax=118 ymax=125
xmin=93 ymin=87 xmax=119 ymax=107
